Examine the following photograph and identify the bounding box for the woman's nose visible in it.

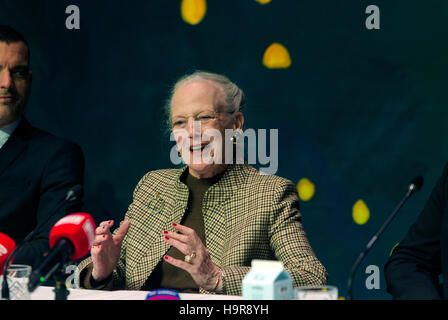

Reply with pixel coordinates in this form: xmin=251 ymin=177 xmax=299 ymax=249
xmin=187 ymin=117 xmax=202 ymax=137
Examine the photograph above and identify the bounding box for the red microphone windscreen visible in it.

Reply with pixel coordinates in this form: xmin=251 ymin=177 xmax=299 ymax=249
xmin=49 ymin=213 xmax=96 ymax=260
xmin=0 ymin=233 xmax=16 ymax=275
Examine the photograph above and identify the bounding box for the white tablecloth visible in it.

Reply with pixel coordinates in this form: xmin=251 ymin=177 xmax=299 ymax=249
xmin=30 ymin=286 xmax=242 ymax=300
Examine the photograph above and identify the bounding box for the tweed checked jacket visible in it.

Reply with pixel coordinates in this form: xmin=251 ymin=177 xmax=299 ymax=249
xmin=77 ymin=164 xmax=327 ymax=295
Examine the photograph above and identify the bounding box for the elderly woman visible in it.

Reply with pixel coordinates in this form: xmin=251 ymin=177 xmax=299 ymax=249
xmin=77 ymin=71 xmax=327 ymax=295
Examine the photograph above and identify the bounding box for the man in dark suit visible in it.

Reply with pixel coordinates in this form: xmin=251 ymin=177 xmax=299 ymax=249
xmin=0 ymin=25 xmax=84 ymax=268
xmin=385 ymin=163 xmax=448 ymax=299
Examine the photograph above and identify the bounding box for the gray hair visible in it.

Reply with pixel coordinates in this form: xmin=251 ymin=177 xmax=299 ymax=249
xmin=164 ymin=71 xmax=246 ymax=129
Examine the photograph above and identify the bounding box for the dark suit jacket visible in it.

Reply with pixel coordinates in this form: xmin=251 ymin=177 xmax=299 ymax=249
xmin=385 ymin=163 xmax=448 ymax=299
xmin=0 ymin=118 xmax=84 ymax=268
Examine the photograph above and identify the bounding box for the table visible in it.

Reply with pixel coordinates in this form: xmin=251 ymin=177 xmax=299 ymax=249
xmin=30 ymin=286 xmax=243 ymax=300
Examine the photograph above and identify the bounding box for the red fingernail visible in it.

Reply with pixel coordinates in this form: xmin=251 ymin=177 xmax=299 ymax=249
xmin=103 ymin=235 xmax=106 ymax=239
xmin=164 ymin=236 xmax=170 ymax=240
xmin=164 ymin=255 xmax=169 ymax=260
xmin=163 ymin=230 xmax=168 ymax=234
xmin=108 ymin=220 xmax=112 ymax=224
xmin=172 ymin=223 xmax=177 ymax=227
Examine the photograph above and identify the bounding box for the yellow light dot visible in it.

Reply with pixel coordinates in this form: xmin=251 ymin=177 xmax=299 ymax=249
xmin=390 ymin=242 xmax=400 ymax=256
xmin=262 ymin=42 xmax=291 ymax=69
xmin=352 ymin=199 xmax=370 ymax=225
xmin=181 ymin=0 xmax=207 ymax=25
xmin=255 ymin=0 xmax=272 ymax=4
xmin=296 ymin=178 xmax=315 ymax=201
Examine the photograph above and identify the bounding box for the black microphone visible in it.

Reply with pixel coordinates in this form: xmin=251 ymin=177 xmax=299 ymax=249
xmin=27 ymin=239 xmax=74 ymax=293
xmin=347 ymin=175 xmax=424 ymax=300
xmin=1 ymin=184 xmax=82 ymax=300
xmin=64 ymin=185 xmax=82 ymax=201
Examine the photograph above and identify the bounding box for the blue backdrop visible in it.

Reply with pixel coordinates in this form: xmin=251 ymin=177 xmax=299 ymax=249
xmin=2 ymin=0 xmax=448 ymax=299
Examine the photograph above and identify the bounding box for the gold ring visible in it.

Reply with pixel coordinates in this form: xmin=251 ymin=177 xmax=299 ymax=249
xmin=184 ymin=251 xmax=196 ymax=263
xmin=91 ymin=245 xmax=97 ymax=249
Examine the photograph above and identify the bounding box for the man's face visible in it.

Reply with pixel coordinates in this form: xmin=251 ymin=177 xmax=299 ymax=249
xmin=0 ymin=41 xmax=32 ymax=127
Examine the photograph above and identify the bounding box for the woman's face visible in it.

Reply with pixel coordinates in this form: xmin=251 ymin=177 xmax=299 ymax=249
xmin=170 ymin=80 xmax=243 ymax=179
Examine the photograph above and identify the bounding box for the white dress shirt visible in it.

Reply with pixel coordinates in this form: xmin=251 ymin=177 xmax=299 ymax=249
xmin=0 ymin=117 xmax=21 ymax=149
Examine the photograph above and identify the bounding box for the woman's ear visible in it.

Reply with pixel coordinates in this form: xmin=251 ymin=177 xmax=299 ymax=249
xmin=233 ymin=112 xmax=244 ymax=131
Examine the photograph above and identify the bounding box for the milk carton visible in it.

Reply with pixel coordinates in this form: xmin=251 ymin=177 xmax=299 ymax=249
xmin=242 ymin=260 xmax=294 ymax=300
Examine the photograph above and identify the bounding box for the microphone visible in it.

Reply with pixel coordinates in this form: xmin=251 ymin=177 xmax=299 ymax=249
xmin=1 ymin=184 xmax=82 ymax=299
xmin=347 ymin=175 xmax=424 ymax=300
xmin=145 ymin=289 xmax=181 ymax=300
xmin=0 ymin=233 xmax=16 ymax=275
xmin=27 ymin=212 xmax=96 ymax=293
xmin=14 ymin=184 xmax=82 ymax=249
xmin=409 ymin=175 xmax=424 ymax=193
xmin=64 ymin=184 xmax=82 ymax=202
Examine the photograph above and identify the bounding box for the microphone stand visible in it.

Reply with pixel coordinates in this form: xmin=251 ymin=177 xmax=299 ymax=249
xmin=347 ymin=179 xmax=422 ymax=300
xmin=1 ymin=185 xmax=81 ymax=300
xmin=53 ymin=265 xmax=70 ymax=300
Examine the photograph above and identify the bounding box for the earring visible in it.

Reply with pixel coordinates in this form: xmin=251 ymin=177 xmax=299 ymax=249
xmin=231 ymin=129 xmax=242 ymax=145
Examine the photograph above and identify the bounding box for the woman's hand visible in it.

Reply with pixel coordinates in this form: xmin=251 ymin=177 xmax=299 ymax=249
xmin=162 ymin=222 xmax=222 ymax=292
xmin=90 ymin=220 xmax=130 ymax=281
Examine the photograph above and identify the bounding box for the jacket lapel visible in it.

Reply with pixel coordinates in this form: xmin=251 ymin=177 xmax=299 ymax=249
xmin=0 ymin=118 xmax=32 ymax=179
xmin=202 ymin=164 xmax=250 ymax=266
xmin=131 ymin=168 xmax=190 ymax=289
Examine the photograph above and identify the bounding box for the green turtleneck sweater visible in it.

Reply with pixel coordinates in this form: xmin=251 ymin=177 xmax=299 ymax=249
xmin=143 ymin=169 xmax=224 ymax=292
